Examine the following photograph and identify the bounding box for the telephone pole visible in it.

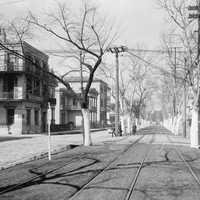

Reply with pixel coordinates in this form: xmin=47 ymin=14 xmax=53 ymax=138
xmin=183 ymin=58 xmax=187 ymax=138
xmin=172 ymin=47 xmax=177 ymax=118
xmin=108 ymin=46 xmax=127 ymax=136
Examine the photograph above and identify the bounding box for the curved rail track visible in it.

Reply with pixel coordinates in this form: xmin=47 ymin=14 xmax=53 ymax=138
xmin=69 ymin=134 xmax=156 ymax=200
xmin=0 ymin=135 xmax=145 ymax=196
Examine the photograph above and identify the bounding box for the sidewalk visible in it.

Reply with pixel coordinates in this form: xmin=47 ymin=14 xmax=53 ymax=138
xmin=0 ymin=130 xmax=117 ymax=170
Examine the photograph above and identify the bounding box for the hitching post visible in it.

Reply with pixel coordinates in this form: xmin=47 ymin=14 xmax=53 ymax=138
xmin=47 ymin=102 xmax=52 ymax=160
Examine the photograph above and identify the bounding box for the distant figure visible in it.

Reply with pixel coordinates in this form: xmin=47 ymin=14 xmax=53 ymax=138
xmin=132 ymin=124 xmax=137 ymax=135
xmin=119 ymin=123 xmax=122 ymax=136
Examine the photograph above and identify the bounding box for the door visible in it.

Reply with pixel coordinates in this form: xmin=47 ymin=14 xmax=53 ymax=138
xmin=7 ymin=109 xmax=14 ymax=125
xmin=42 ymin=112 xmax=47 ymax=132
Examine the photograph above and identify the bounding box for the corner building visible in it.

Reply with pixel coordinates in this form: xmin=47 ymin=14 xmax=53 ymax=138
xmin=0 ymin=39 xmax=56 ymax=135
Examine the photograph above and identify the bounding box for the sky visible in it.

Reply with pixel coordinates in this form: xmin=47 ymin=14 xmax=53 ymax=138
xmin=0 ymin=0 xmax=167 ymax=48
xmin=0 ymin=0 xmax=168 ymax=110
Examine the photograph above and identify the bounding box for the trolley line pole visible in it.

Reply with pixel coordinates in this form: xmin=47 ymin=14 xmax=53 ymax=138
xmin=108 ymin=46 xmax=127 ymax=136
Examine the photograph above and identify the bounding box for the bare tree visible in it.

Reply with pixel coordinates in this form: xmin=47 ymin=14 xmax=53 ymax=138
xmin=157 ymin=0 xmax=200 ymax=140
xmin=26 ymin=2 xmax=117 ymax=146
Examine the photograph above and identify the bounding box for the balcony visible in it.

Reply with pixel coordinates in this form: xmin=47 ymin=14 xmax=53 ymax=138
xmin=0 ymin=64 xmax=24 ymax=72
xmin=63 ymin=105 xmax=81 ymax=111
xmin=0 ymin=91 xmax=23 ymax=100
xmin=25 ymin=66 xmax=42 ymax=76
xmin=89 ymin=105 xmax=97 ymax=111
xmin=0 ymin=89 xmax=43 ymax=101
xmin=26 ymin=93 xmax=43 ymax=101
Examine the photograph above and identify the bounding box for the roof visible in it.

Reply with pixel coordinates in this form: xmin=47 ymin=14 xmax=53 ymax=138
xmin=67 ymin=76 xmax=108 ymax=86
xmin=58 ymin=87 xmax=77 ymax=97
xmin=1 ymin=41 xmax=48 ymax=61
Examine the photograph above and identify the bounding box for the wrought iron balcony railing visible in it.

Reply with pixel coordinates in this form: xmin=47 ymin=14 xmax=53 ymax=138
xmin=0 ymin=64 xmax=24 ymax=72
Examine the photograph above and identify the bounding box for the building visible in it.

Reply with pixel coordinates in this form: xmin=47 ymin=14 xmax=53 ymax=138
xmin=0 ymin=32 xmax=56 ymax=135
xmin=54 ymin=83 xmax=98 ymax=128
xmin=67 ymin=77 xmax=109 ymax=127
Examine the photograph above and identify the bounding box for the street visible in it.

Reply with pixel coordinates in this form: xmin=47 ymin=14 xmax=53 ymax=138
xmin=0 ymin=126 xmax=199 ymax=200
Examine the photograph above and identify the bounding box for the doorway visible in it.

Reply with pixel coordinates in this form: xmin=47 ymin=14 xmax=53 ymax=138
xmin=42 ymin=112 xmax=47 ymax=132
xmin=7 ymin=109 xmax=14 ymax=125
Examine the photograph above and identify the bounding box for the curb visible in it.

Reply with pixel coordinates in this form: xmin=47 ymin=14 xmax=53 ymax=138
xmin=50 ymin=128 xmax=107 ymax=135
xmin=0 ymin=144 xmax=79 ymax=171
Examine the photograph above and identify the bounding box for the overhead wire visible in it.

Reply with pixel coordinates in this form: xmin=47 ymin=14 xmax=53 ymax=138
xmin=0 ymin=0 xmax=25 ymax=6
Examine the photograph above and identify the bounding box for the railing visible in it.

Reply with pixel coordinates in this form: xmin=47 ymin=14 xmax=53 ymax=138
xmin=0 ymin=91 xmax=45 ymax=101
xmin=0 ymin=91 xmax=15 ymax=100
xmin=26 ymin=93 xmax=43 ymax=101
xmin=0 ymin=64 xmax=24 ymax=72
xmin=89 ymin=105 xmax=97 ymax=111
xmin=64 ymin=105 xmax=81 ymax=110
xmin=25 ymin=66 xmax=42 ymax=76
xmin=0 ymin=91 xmax=25 ymax=100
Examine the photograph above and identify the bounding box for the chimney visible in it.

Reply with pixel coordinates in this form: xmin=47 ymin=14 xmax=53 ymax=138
xmin=0 ymin=28 xmax=7 ymax=42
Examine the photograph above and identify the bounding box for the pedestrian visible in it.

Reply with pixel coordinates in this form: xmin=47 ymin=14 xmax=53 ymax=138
xmin=119 ymin=123 xmax=122 ymax=136
xmin=132 ymin=123 xmax=137 ymax=135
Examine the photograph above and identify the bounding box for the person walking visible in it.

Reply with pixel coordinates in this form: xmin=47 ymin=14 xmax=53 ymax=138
xmin=132 ymin=123 xmax=137 ymax=135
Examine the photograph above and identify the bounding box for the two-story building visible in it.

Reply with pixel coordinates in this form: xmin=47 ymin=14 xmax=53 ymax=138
xmin=67 ymin=77 xmax=109 ymax=127
xmin=54 ymin=83 xmax=98 ymax=128
xmin=0 ymin=32 xmax=56 ymax=135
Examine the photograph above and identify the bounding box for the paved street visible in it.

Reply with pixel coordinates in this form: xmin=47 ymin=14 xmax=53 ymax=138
xmin=0 ymin=126 xmax=199 ymax=200
xmin=0 ymin=130 xmax=111 ymax=169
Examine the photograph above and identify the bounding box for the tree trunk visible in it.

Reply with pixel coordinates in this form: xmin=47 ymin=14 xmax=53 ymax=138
xmin=127 ymin=115 xmax=131 ymax=134
xmin=190 ymin=107 xmax=200 ymax=148
xmin=174 ymin=114 xmax=182 ymax=136
xmin=81 ymin=108 xmax=92 ymax=146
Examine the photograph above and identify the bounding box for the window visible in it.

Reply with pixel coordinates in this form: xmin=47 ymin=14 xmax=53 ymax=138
xmin=100 ymin=98 xmax=104 ymax=107
xmin=26 ymin=109 xmax=31 ymax=126
xmin=35 ymin=110 xmax=39 ymax=125
xmin=73 ymin=98 xmax=77 ymax=106
xmin=7 ymin=53 xmax=18 ymax=68
xmin=33 ymin=79 xmax=40 ymax=96
xmin=60 ymin=94 xmax=65 ymax=107
xmin=3 ymin=76 xmax=17 ymax=92
xmin=26 ymin=77 xmax=33 ymax=94
xmin=61 ymin=111 xmax=65 ymax=124
xmin=0 ymin=51 xmax=4 ymax=68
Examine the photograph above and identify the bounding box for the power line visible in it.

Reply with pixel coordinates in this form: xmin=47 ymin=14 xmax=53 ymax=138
xmin=0 ymin=0 xmax=25 ymax=6
xmin=44 ymin=48 xmax=187 ymax=55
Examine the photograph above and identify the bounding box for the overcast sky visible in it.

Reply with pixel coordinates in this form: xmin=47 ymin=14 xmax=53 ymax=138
xmin=0 ymin=0 xmax=167 ymax=49
xmin=0 ymin=0 xmax=166 ymax=109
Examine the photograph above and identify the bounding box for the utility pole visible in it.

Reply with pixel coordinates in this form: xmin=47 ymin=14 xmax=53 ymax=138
xmin=172 ymin=47 xmax=177 ymax=118
xmin=80 ymin=50 xmax=84 ymax=139
xmin=183 ymin=58 xmax=187 ymax=138
xmin=108 ymin=46 xmax=127 ymax=136
xmin=80 ymin=51 xmax=84 ymax=96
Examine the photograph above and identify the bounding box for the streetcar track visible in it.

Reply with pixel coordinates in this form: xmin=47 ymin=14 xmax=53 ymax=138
xmin=166 ymin=135 xmax=200 ymax=187
xmin=0 ymin=135 xmax=145 ymax=196
xmin=68 ymin=135 xmax=145 ymax=200
xmin=124 ymin=134 xmax=155 ymax=200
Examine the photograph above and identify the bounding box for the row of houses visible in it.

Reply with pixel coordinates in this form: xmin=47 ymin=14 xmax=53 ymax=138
xmin=0 ymin=30 xmax=111 ymax=135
